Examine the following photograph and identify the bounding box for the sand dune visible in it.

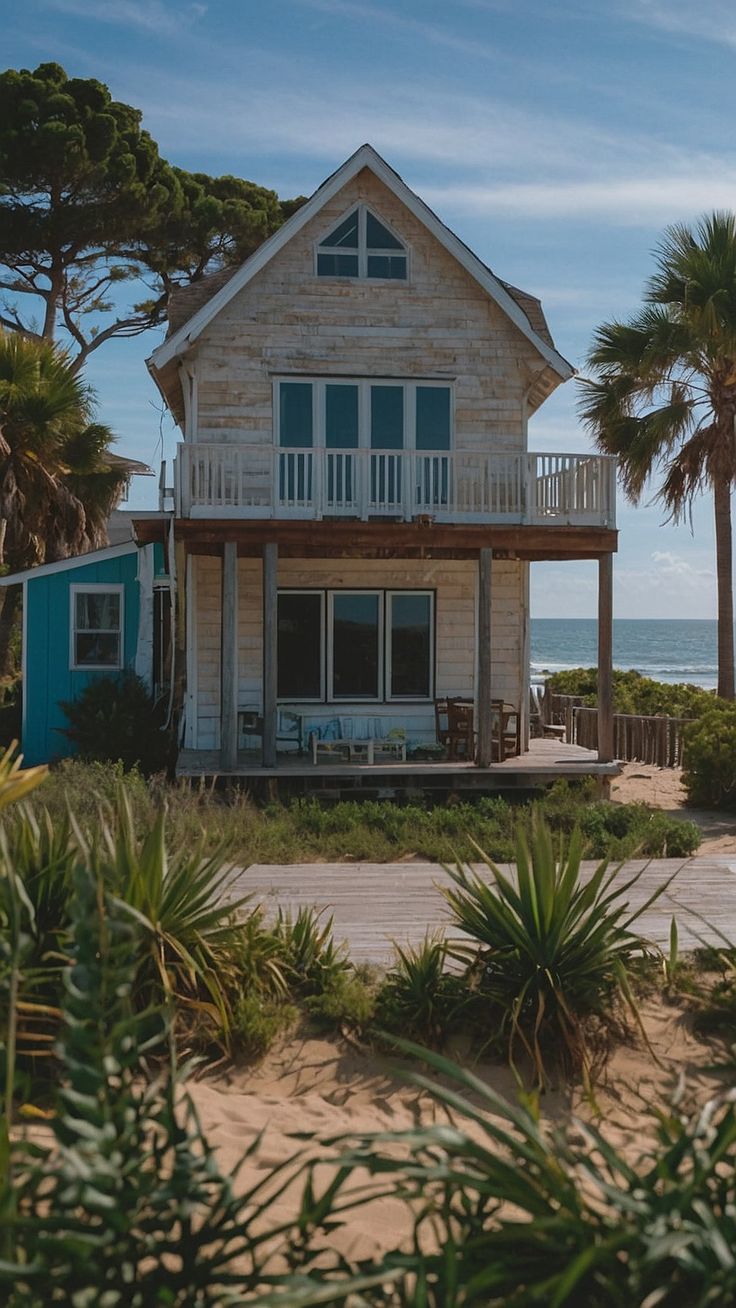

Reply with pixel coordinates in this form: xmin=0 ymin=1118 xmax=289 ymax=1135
xmin=188 ymin=999 xmax=722 ymax=1262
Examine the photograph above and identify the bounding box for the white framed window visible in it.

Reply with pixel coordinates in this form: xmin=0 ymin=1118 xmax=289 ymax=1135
xmin=328 ymin=590 xmax=383 ymax=700
xmin=274 ymin=378 xmax=452 ymax=452
xmin=386 ymin=590 xmax=434 ymax=700
xmin=277 ymin=589 xmax=325 ymax=701
xmin=276 ymin=588 xmax=435 ymax=703
xmin=70 ymin=584 xmax=124 ymax=671
xmin=315 ymin=205 xmax=408 ymax=281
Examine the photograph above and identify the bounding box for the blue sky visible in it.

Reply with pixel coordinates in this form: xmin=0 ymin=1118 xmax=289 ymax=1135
xmin=5 ymin=0 xmax=736 ymax=618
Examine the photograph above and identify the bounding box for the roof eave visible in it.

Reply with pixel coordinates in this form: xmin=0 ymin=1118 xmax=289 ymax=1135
xmin=148 ymin=143 xmax=571 ymax=380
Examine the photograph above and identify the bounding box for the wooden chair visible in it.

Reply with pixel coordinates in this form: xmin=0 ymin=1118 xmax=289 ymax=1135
xmin=491 ymin=700 xmax=521 ymax=762
xmin=434 ymin=697 xmax=451 ymax=752
xmin=446 ymin=700 xmax=476 ymax=760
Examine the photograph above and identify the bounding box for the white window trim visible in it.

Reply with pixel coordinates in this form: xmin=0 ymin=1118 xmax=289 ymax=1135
xmin=385 ymin=590 xmax=435 ymax=702
xmin=277 ymin=588 xmax=435 ymax=704
xmin=277 ymin=588 xmax=325 ymax=702
xmin=69 ymin=583 xmax=124 ymax=672
xmin=314 ymin=203 xmax=410 ymax=281
xmin=273 ymin=377 xmax=454 ymax=452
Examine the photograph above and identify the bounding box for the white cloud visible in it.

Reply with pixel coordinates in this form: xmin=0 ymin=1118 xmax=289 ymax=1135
xmin=423 ymin=167 xmax=736 ymax=225
xmin=46 ymin=0 xmax=207 ymax=37
xmin=623 ymin=0 xmax=736 ymax=51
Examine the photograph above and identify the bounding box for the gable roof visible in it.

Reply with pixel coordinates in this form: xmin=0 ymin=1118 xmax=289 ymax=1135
xmin=0 ymin=541 xmax=138 ymax=588
xmin=148 ymin=144 xmax=573 ymax=380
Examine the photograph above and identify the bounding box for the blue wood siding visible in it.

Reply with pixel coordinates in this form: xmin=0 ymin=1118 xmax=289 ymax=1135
xmin=23 ymin=550 xmax=141 ymax=765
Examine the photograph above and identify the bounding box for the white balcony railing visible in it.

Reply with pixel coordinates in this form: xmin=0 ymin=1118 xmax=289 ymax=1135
xmin=173 ymin=445 xmax=616 ymax=528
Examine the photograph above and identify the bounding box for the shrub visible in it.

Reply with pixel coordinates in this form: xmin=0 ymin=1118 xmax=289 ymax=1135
xmin=230 ymin=991 xmax=299 ymax=1057
xmin=546 ymin=667 xmax=718 ymax=718
xmin=60 ymin=669 xmax=170 ymax=773
xmin=682 ymin=705 xmax=736 ymax=808
xmin=375 ymin=935 xmax=469 ymax=1048
xmin=442 ymin=812 xmax=664 ymax=1086
xmin=273 ymin=905 xmax=351 ymax=998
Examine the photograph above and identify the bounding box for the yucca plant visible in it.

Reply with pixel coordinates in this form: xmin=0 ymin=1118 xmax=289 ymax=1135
xmin=443 ymin=811 xmax=670 ymax=1086
xmin=318 ymin=1041 xmax=736 ymax=1307
xmin=273 ymin=905 xmax=350 ymax=998
xmin=85 ymin=787 xmax=249 ymax=1033
xmin=1 ymin=862 xmax=380 ymax=1304
xmin=375 ymin=934 xmax=468 ymax=1048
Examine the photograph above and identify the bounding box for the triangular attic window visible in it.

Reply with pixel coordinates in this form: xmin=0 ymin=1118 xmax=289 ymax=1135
xmin=317 ymin=206 xmax=407 ymax=280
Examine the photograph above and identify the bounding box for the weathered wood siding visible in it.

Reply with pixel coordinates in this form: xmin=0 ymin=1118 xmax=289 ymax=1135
xmin=189 ymin=168 xmax=541 ymax=456
xmin=188 ymin=556 xmax=523 ymax=750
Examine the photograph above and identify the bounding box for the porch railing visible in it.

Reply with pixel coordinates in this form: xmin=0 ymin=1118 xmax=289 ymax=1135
xmin=173 ymin=444 xmax=617 ymax=527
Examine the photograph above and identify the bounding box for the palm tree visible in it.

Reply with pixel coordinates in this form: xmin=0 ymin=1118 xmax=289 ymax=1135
xmin=579 ymin=212 xmax=736 ymax=700
xmin=0 ymin=332 xmax=131 ymax=676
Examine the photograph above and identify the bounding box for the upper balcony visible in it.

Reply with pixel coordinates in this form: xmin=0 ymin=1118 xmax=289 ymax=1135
xmin=170 ymin=444 xmax=616 ymax=529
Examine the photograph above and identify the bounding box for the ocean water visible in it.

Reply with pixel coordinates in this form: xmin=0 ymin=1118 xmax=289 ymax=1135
xmin=530 ymin=619 xmax=723 ymax=690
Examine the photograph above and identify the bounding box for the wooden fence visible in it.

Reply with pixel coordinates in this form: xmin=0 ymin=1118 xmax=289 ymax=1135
xmin=571 ymin=707 xmax=691 ymax=767
xmin=537 ymin=687 xmax=691 ymax=767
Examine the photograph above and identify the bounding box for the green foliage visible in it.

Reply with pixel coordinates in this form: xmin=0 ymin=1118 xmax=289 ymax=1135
xmin=375 ymin=935 xmax=469 ymax=1048
xmin=60 ymin=669 xmax=171 ymax=773
xmin=546 ymin=666 xmax=717 ymax=718
xmin=1 ymin=862 xmax=364 ymax=1303
xmin=442 ymin=813 xmax=664 ymax=1086
xmin=230 ymin=991 xmax=299 ymax=1058
xmin=29 ymin=762 xmax=702 ymax=863
xmin=324 ymin=1044 xmax=736 ymax=1307
xmin=682 ymin=705 xmax=736 ymax=808
xmin=0 ymin=331 xmax=129 ymax=566
xmin=0 ymin=63 xmax=302 ymax=365
xmin=273 ymin=905 xmax=351 ymax=998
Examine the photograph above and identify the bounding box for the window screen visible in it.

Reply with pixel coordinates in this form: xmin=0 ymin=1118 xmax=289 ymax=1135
xmin=279 ymin=382 xmax=313 ymax=447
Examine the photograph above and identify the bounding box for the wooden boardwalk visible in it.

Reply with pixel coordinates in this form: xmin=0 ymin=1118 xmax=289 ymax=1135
xmin=231 ymin=857 xmax=736 ymax=962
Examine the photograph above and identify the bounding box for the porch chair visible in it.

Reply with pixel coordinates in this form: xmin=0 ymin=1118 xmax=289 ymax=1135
xmin=446 ymin=699 xmax=476 ymax=761
xmin=491 ymin=700 xmax=521 ymax=762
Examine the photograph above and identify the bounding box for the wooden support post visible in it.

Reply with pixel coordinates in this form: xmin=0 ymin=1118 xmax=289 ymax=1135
xmin=597 ymin=552 xmax=614 ymax=763
xmin=476 ymin=547 xmax=493 ymax=767
xmin=262 ymin=541 xmax=278 ymax=769
xmin=220 ymin=542 xmax=239 ymax=771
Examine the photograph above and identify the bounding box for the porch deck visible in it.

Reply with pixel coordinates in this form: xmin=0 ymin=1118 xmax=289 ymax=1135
xmin=176 ymin=737 xmax=619 ymax=790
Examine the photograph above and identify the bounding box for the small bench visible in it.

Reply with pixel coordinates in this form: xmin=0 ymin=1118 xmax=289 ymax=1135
xmin=311 ymin=736 xmax=407 ymax=765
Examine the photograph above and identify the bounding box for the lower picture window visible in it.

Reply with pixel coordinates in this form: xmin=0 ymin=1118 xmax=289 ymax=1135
xmin=331 ymin=592 xmax=381 ymax=699
xmin=277 ymin=591 xmax=323 ymax=698
xmin=276 ymin=589 xmax=434 ymax=701
xmin=389 ymin=592 xmax=432 ymax=698
xmin=71 ymin=587 xmax=123 ymax=670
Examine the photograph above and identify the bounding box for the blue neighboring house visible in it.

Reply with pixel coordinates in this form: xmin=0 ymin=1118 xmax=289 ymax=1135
xmin=0 ymin=537 xmax=169 ymax=765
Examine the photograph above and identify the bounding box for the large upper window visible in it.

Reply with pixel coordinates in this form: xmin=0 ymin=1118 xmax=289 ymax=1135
xmin=316 ymin=206 xmax=407 ymax=280
xmin=276 ymin=589 xmax=434 ymax=702
xmin=276 ymin=379 xmax=451 ymax=451
xmin=70 ymin=585 xmax=123 ymax=671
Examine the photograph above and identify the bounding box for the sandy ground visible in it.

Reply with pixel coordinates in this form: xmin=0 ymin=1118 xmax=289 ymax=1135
xmin=612 ymin=762 xmax=736 ymax=854
xmin=189 ymin=998 xmax=723 ymax=1265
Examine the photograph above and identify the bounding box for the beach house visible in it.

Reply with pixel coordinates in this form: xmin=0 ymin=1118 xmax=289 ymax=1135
xmin=134 ymin=144 xmax=618 ymax=789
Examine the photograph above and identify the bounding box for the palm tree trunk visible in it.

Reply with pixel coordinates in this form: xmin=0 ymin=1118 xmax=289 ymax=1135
xmin=0 ymin=584 xmax=22 ymax=681
xmin=714 ymin=478 xmax=735 ymax=699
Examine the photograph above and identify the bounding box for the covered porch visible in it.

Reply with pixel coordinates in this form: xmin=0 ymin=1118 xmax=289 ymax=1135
xmin=133 ymin=515 xmax=618 ymax=784
xmin=176 ymin=736 xmax=619 ymax=793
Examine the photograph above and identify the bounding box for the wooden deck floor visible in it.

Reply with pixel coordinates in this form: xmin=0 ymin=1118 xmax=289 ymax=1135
xmin=231 ymin=856 xmax=736 ymax=962
xmin=177 ymin=737 xmax=619 ymax=785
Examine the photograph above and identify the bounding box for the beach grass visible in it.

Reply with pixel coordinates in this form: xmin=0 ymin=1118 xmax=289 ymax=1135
xmin=24 ymin=758 xmax=702 ymax=863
